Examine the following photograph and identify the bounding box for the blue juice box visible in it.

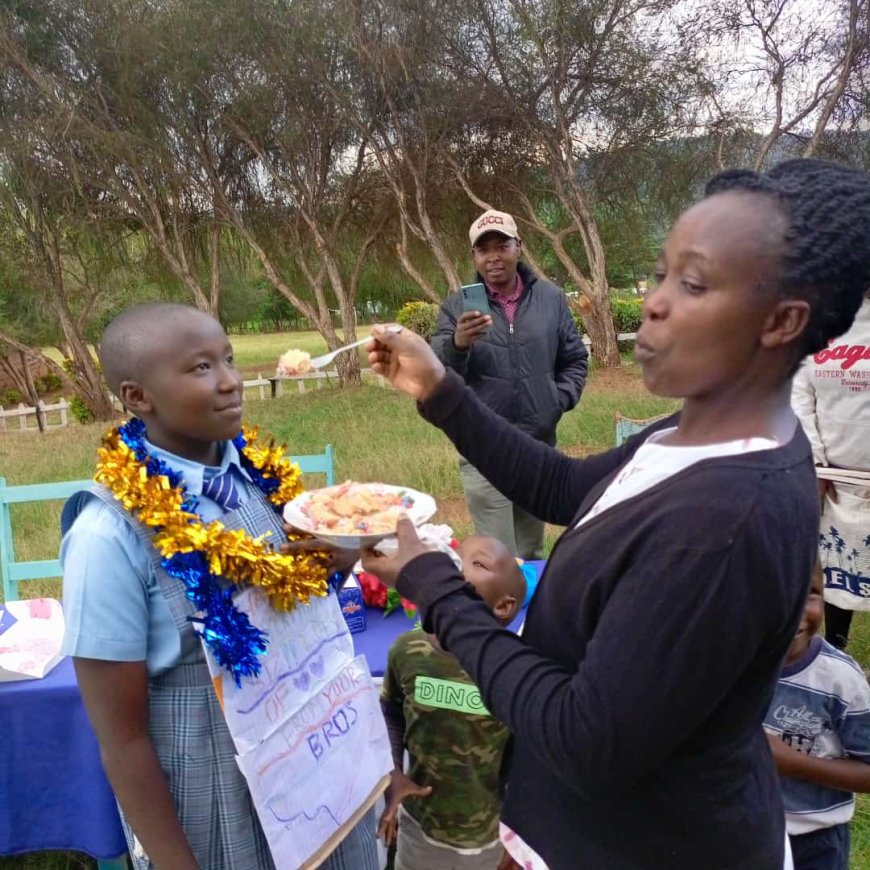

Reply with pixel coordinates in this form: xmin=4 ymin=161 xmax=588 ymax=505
xmin=339 ymin=574 xmax=367 ymax=634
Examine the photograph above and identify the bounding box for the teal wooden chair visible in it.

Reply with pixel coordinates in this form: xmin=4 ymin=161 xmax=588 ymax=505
xmin=293 ymin=444 xmax=335 ymax=487
xmin=0 ymin=444 xmax=334 ymax=604
xmin=0 ymin=479 xmax=91 ymax=605
xmin=614 ymin=414 xmax=668 ymax=446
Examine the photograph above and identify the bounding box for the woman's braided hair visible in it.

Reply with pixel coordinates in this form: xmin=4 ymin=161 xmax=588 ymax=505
xmin=705 ymin=158 xmax=870 ymax=357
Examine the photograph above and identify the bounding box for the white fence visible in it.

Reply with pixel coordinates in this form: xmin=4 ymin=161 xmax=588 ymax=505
xmin=582 ymin=331 xmax=638 ymax=352
xmin=259 ymin=368 xmax=386 ymax=398
xmin=0 ymin=369 xmax=388 ymax=431
xmin=0 ymin=399 xmax=71 ymax=431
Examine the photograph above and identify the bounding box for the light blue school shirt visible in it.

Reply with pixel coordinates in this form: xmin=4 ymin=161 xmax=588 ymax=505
xmin=61 ymin=439 xmax=256 ymax=677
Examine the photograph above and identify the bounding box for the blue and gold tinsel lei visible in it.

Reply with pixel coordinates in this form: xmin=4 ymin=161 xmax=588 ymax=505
xmin=95 ymin=419 xmax=330 ymax=686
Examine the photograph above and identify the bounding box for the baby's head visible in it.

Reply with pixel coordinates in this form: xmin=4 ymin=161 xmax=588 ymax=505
xmin=457 ymin=536 xmax=526 ymax=626
xmin=99 ymin=303 xmax=243 ymax=462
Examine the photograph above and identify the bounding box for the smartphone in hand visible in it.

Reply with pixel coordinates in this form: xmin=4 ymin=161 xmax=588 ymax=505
xmin=460 ymin=282 xmax=491 ymax=317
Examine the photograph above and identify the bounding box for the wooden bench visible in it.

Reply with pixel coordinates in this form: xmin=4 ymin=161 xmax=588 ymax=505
xmin=266 ymin=368 xmax=386 ymax=398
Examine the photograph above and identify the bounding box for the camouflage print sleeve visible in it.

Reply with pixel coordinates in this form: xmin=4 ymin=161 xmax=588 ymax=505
xmin=382 ymin=634 xmax=412 ymax=767
xmin=381 ymin=639 xmax=403 ymax=704
xmin=381 ymin=696 xmax=406 ymax=769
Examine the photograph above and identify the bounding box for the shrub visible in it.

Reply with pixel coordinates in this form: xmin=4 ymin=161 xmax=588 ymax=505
xmin=69 ymin=395 xmax=95 ymax=424
xmin=0 ymin=388 xmax=23 ymax=406
xmin=395 ymin=301 xmax=440 ymax=341
xmin=573 ymin=293 xmax=644 ymax=343
xmin=610 ymin=296 xmax=643 ymax=334
xmin=61 ymin=357 xmax=100 ymax=376
xmin=35 ymin=372 xmax=63 ymax=394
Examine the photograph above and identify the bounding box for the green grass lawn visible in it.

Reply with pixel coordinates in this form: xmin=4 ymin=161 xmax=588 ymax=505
xmin=4 ymin=332 xmax=870 ymax=867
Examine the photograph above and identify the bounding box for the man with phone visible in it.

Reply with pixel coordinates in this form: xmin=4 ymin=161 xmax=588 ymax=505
xmin=431 ymin=209 xmax=588 ymax=560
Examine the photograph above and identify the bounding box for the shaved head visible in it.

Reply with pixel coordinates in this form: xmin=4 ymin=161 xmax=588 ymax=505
xmin=458 ymin=535 xmax=526 ymax=624
xmin=100 ymin=304 xmax=241 ymax=462
xmin=100 ymin=303 xmax=216 ymax=397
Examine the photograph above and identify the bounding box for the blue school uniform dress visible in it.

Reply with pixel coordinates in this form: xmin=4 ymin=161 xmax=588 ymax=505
xmin=764 ymin=635 xmax=870 ymax=869
xmin=61 ymin=438 xmax=377 ymax=870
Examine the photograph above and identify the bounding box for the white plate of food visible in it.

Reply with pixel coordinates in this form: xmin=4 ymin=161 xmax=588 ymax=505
xmin=283 ymin=481 xmax=437 ymax=548
xmin=276 ymin=348 xmax=313 ymax=376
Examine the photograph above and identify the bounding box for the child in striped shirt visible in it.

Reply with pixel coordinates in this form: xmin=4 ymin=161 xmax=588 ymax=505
xmin=764 ymin=564 xmax=870 ymax=869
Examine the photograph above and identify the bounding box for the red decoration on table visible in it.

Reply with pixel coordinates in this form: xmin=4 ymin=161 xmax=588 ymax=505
xmin=357 ymin=571 xmax=418 ymax=619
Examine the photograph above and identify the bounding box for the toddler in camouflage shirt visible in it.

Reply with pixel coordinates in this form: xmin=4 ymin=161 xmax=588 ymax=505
xmin=378 ymin=535 xmax=526 ymax=870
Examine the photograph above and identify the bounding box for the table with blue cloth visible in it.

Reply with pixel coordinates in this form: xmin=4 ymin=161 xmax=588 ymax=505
xmin=0 ymin=560 xmax=542 ymax=861
xmin=0 ymin=656 xmax=128 ymax=865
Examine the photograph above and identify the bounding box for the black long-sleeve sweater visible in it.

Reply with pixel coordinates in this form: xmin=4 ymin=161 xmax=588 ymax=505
xmin=397 ymin=370 xmax=819 ymax=869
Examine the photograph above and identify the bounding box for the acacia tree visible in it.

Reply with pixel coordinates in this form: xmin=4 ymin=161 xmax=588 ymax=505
xmin=343 ymin=0 xmax=482 ymax=300
xmin=3 ymin=0 xmax=865 ymax=387
xmin=0 ymin=8 xmax=126 ymax=421
xmin=0 ymin=0 xmax=227 ymax=316
xmin=704 ymin=0 xmax=870 ymax=168
xmin=198 ymin=0 xmax=390 ymax=385
xmin=2 ymin=0 xmax=391 ymax=386
xmin=468 ymin=0 xmax=708 ymax=363
xmin=0 ymin=158 xmax=120 ymax=420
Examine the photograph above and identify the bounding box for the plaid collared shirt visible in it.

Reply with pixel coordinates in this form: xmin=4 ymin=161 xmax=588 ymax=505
xmin=485 ymin=273 xmax=524 ymax=325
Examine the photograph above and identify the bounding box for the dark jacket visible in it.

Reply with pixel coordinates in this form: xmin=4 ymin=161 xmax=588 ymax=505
xmin=399 ymin=371 xmax=818 ymax=869
xmin=430 ymin=262 xmax=588 ymax=444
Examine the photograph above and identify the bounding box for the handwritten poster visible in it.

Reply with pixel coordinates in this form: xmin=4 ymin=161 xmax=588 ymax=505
xmin=237 ymin=655 xmax=392 ymax=869
xmin=202 ymin=587 xmax=391 ymax=866
xmin=210 ymin=587 xmax=355 ymax=753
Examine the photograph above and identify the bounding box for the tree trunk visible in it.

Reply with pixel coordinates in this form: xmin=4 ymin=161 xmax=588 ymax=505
xmin=335 ymin=298 xmax=362 ymax=387
xmin=19 ymin=350 xmax=44 ymax=432
xmin=315 ymin=315 xmax=362 ymax=389
xmin=65 ymin=348 xmax=115 ymax=420
xmin=335 ymin=350 xmax=362 ymax=387
xmin=208 ymin=222 xmax=222 ymax=315
xmin=556 ymin=172 xmax=621 ymax=367
xmin=583 ymin=300 xmax=620 ymax=365
xmin=53 ymin=296 xmax=114 ymax=421
xmin=584 ymin=251 xmax=620 ymax=367
xmin=0 ymin=354 xmax=30 ymax=397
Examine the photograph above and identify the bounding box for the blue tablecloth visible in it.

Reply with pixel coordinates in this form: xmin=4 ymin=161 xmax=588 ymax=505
xmin=0 ymin=559 xmax=543 ymax=858
xmin=0 ymin=656 xmax=127 ymax=859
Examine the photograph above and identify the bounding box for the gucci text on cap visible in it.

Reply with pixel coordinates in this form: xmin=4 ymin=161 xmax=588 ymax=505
xmin=469 ymin=209 xmax=520 ymax=246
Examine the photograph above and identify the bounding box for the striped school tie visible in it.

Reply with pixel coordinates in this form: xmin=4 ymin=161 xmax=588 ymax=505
xmin=201 ymin=470 xmax=242 ymax=512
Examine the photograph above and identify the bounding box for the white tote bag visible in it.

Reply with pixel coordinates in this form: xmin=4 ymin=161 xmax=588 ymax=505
xmin=819 ymin=481 xmax=870 ymax=611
